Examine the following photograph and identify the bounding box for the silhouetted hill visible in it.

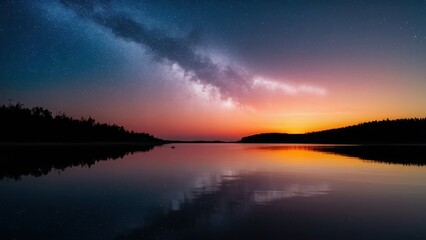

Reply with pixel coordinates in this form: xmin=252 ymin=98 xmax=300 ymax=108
xmin=240 ymin=119 xmax=426 ymax=143
xmin=0 ymin=104 xmax=163 ymax=143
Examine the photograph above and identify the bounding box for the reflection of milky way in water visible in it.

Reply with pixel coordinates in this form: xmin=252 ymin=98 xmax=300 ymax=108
xmin=171 ymin=172 xmax=331 ymax=211
xmin=119 ymin=172 xmax=333 ymax=240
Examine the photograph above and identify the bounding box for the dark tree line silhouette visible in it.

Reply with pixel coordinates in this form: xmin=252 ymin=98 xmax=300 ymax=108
xmin=240 ymin=118 xmax=426 ymax=143
xmin=0 ymin=103 xmax=163 ymax=143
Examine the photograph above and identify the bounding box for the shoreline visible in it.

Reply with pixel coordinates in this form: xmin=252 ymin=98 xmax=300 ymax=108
xmin=1 ymin=142 xmax=426 ymax=146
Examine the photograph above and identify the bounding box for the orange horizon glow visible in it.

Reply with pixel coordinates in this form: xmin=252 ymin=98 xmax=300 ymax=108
xmin=26 ymin=46 xmax=426 ymax=142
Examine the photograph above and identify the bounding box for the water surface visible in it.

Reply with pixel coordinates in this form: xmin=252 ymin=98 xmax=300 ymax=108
xmin=1 ymin=144 xmax=426 ymax=239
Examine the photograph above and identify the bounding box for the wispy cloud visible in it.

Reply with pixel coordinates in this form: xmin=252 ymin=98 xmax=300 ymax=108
xmin=253 ymin=77 xmax=327 ymax=96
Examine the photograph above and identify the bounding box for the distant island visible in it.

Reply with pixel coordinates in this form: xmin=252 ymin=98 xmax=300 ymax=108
xmin=0 ymin=103 xmax=164 ymax=143
xmin=240 ymin=118 xmax=426 ymax=144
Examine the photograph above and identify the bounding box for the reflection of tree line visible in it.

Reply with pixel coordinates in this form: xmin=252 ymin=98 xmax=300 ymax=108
xmin=0 ymin=144 xmax=158 ymax=180
xmin=2 ymin=144 xmax=424 ymax=180
xmin=313 ymin=145 xmax=426 ymax=166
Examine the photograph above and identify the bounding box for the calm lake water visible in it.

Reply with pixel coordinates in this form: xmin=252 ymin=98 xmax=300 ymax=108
xmin=1 ymin=144 xmax=426 ymax=240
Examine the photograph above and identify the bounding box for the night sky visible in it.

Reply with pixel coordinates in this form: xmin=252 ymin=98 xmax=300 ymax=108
xmin=1 ymin=0 xmax=426 ymax=140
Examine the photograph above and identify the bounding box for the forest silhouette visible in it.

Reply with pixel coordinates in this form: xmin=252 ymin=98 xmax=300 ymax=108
xmin=0 ymin=104 xmax=163 ymax=143
xmin=240 ymin=118 xmax=426 ymax=144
